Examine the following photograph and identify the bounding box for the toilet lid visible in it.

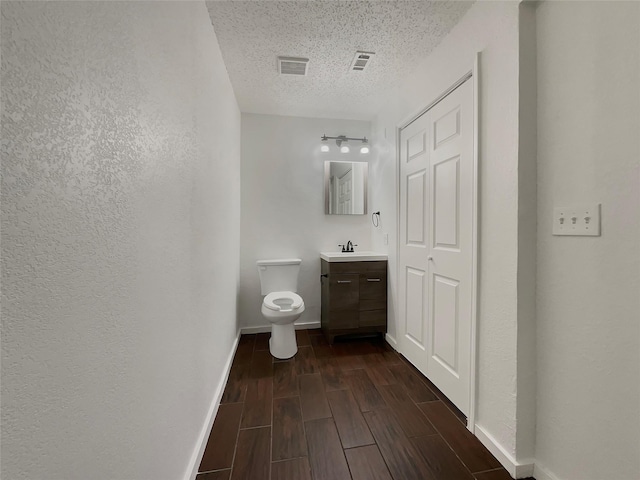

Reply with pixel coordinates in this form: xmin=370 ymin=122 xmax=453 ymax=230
xmin=263 ymin=291 xmax=303 ymax=312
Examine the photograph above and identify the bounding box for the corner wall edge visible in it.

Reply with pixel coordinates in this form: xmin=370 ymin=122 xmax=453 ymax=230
xmin=183 ymin=330 xmax=241 ymax=480
xmin=474 ymin=424 xmax=535 ymax=479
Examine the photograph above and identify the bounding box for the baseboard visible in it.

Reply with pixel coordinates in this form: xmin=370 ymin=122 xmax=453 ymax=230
xmin=474 ymin=424 xmax=535 ymax=479
xmin=240 ymin=320 xmax=321 ymax=334
xmin=533 ymin=462 xmax=562 ymax=480
xmin=384 ymin=333 xmax=398 ymax=349
xmin=183 ymin=330 xmax=241 ymax=480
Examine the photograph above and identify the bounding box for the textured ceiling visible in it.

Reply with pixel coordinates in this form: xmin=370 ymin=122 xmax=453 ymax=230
xmin=206 ymin=1 xmax=474 ymax=120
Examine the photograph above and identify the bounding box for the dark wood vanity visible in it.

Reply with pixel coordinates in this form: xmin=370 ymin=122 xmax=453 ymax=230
xmin=320 ymin=259 xmax=387 ymax=344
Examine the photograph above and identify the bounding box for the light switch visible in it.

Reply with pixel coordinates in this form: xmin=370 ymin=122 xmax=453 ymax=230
xmin=383 ymin=233 xmax=389 ymax=245
xmin=553 ymin=204 xmax=601 ymax=236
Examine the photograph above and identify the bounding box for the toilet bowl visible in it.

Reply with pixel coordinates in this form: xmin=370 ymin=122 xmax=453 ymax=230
xmin=263 ymin=291 xmax=304 ymax=318
xmin=257 ymin=259 xmax=305 ymax=359
xmin=261 ymin=292 xmax=305 ymax=358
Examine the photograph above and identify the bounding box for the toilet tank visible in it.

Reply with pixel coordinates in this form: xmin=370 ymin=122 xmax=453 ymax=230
xmin=257 ymin=258 xmax=302 ymax=294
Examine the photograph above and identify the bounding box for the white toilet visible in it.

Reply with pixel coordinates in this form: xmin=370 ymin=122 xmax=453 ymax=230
xmin=257 ymin=258 xmax=305 ymax=359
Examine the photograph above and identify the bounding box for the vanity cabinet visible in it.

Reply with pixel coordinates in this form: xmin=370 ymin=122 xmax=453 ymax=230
xmin=320 ymin=259 xmax=387 ymax=344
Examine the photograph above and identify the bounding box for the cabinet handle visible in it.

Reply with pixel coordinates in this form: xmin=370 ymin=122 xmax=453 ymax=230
xmin=337 ymin=280 xmax=352 ymax=284
xmin=367 ymin=278 xmax=381 ymax=282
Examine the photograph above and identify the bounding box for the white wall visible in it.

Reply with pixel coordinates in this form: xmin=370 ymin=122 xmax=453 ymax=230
xmin=535 ymin=2 xmax=640 ymax=479
xmin=1 ymin=2 xmax=241 ymax=479
xmin=240 ymin=114 xmax=371 ymax=329
xmin=370 ymin=0 xmax=535 ymax=466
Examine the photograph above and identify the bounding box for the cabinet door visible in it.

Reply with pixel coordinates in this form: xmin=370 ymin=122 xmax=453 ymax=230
xmin=359 ymin=310 xmax=387 ymax=328
xmin=359 ymin=273 xmax=387 ymax=311
xmin=329 ymin=273 xmax=359 ymax=329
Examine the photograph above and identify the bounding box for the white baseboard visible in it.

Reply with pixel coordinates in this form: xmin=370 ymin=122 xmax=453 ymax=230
xmin=183 ymin=330 xmax=241 ymax=480
xmin=385 ymin=333 xmax=398 ymax=349
xmin=533 ymin=462 xmax=562 ymax=480
xmin=240 ymin=320 xmax=321 ymax=335
xmin=474 ymin=424 xmax=534 ymax=479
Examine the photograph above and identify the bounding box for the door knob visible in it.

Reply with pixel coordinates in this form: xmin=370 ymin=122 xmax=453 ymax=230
xmin=427 ymin=255 xmax=433 ymax=261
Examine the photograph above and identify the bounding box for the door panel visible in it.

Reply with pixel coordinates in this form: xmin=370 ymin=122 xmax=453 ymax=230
xmin=398 ymin=78 xmax=474 ymax=416
xmin=405 ymin=267 xmax=426 ymax=347
xmin=432 ymin=274 xmax=459 ymax=375
xmin=433 ymin=106 xmax=460 ymax=148
xmin=407 ymin=130 xmax=427 ymax=161
xmin=407 ymin=170 xmax=427 ymax=245
xmin=433 ymin=156 xmax=460 ymax=249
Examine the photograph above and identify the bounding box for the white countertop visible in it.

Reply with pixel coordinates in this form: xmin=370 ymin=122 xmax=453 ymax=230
xmin=320 ymin=251 xmax=388 ymax=262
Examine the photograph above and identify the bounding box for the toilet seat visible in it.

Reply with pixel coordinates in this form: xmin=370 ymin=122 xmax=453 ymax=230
xmin=263 ymin=291 xmax=303 ymax=312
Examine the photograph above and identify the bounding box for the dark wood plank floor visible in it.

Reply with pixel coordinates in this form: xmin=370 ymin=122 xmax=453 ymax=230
xmin=198 ymin=330 xmax=534 ymax=480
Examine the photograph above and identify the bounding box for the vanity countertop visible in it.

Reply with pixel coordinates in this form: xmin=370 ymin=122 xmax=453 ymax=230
xmin=320 ymin=251 xmax=388 ymax=262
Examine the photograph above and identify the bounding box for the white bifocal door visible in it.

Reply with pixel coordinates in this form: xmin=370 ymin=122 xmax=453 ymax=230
xmin=338 ymin=169 xmax=353 ymax=214
xmin=399 ymin=78 xmax=474 ymax=416
xmin=398 ymin=106 xmax=431 ymax=373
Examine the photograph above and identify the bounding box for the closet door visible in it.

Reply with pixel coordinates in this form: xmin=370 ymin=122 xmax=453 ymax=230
xmin=398 ymin=78 xmax=474 ymax=416
xmin=398 ymin=111 xmax=431 ymax=374
xmin=425 ymin=79 xmax=474 ymax=415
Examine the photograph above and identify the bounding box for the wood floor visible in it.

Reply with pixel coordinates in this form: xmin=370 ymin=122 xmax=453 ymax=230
xmin=198 ymin=330 xmax=533 ymax=480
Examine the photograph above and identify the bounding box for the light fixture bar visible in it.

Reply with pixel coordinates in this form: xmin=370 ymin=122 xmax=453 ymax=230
xmin=320 ymin=134 xmax=370 ymax=154
xmin=321 ymin=135 xmax=368 ymax=143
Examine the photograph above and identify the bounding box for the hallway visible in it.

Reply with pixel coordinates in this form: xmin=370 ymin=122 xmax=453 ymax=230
xmin=2 ymin=2 xmax=638 ymax=478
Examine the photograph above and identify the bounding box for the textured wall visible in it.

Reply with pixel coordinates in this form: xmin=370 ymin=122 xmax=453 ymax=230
xmin=240 ymin=114 xmax=371 ymax=329
xmin=370 ymin=0 xmax=527 ymax=461
xmin=1 ymin=2 xmax=241 ymax=479
xmin=535 ymin=2 xmax=640 ymax=479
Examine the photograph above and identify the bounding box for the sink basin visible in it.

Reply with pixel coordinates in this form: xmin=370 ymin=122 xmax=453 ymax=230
xmin=320 ymin=251 xmax=388 ymax=262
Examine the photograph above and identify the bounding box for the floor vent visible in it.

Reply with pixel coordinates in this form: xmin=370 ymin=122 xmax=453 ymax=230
xmin=278 ymin=56 xmax=309 ymax=76
xmin=350 ymin=51 xmax=375 ymax=71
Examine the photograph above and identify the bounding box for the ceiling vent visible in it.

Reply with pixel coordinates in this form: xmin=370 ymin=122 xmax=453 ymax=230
xmin=278 ymin=56 xmax=309 ymax=76
xmin=350 ymin=51 xmax=375 ymax=72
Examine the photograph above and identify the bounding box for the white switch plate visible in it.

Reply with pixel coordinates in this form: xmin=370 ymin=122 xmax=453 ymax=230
xmin=553 ymin=204 xmax=601 ymax=236
xmin=383 ymin=233 xmax=389 ymax=245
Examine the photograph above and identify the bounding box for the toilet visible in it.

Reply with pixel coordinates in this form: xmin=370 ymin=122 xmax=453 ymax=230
xmin=257 ymin=258 xmax=305 ymax=359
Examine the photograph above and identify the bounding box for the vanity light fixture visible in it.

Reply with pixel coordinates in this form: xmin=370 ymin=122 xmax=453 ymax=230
xmin=320 ymin=134 xmax=370 ymax=154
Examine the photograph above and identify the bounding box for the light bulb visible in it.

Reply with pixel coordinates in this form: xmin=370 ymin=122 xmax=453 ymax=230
xmin=360 ymin=145 xmax=370 ymax=154
xmin=321 ymin=144 xmax=329 ymax=152
xmin=340 ymin=145 xmax=350 ymax=153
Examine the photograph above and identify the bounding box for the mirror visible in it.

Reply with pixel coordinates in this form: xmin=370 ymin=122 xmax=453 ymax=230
xmin=324 ymin=161 xmax=368 ymax=215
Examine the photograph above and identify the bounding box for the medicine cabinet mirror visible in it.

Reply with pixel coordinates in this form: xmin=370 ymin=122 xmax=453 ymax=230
xmin=324 ymin=161 xmax=368 ymax=215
